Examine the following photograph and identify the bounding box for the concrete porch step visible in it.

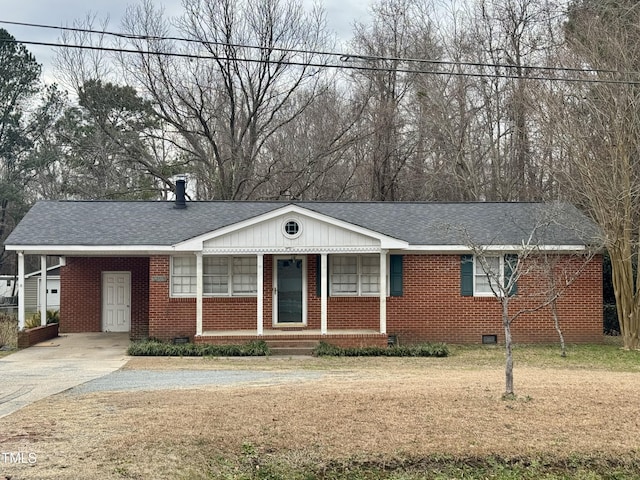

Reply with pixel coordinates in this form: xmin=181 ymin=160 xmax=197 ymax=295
xmin=265 ymin=339 xmax=319 ymax=356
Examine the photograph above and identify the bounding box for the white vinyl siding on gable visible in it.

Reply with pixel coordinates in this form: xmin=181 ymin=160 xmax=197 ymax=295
xmin=330 ymin=255 xmax=380 ymax=296
xmin=171 ymin=256 xmax=257 ymax=297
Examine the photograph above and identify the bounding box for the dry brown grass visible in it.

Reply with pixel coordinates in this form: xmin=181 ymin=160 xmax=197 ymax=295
xmin=0 ymin=314 xmax=17 ymax=350
xmin=1 ymin=357 xmax=639 ymax=479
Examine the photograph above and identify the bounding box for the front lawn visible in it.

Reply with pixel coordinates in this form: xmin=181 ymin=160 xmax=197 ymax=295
xmin=1 ymin=340 xmax=638 ymax=479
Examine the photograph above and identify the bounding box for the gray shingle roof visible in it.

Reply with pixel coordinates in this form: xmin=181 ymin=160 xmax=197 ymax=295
xmin=4 ymin=200 xmax=600 ymax=248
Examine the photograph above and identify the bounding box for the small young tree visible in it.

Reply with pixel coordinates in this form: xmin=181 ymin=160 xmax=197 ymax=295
xmin=456 ymin=204 xmax=601 ymax=396
xmin=538 ymin=252 xmax=597 ymax=357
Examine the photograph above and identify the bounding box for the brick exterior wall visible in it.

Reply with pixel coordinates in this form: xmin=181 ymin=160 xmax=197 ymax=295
xmin=62 ymin=253 xmax=603 ymax=345
xmin=60 ymin=257 xmax=149 ymax=338
xmin=384 ymin=254 xmax=603 ymax=345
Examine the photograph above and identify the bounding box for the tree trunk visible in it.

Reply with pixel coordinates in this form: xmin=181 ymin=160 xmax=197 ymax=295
xmin=503 ymin=300 xmax=514 ymax=397
xmin=550 ymin=298 xmax=566 ymax=357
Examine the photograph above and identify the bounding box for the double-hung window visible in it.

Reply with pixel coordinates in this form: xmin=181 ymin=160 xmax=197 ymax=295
xmin=172 ymin=256 xmax=197 ymax=295
xmin=231 ymin=257 xmax=258 ymax=294
xmin=330 ymin=255 xmax=380 ymax=296
xmin=461 ymin=254 xmax=518 ymax=297
xmin=203 ymin=257 xmax=229 ymax=294
xmin=474 ymin=255 xmax=502 ymax=296
xmin=171 ymin=256 xmax=257 ymax=297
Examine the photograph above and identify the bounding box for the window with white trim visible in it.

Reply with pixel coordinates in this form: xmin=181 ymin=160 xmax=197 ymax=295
xmin=330 ymin=255 xmax=380 ymax=296
xmin=203 ymin=256 xmax=229 ymax=294
xmin=232 ymin=257 xmax=258 ymax=294
xmin=172 ymin=256 xmax=197 ymax=295
xmin=171 ymin=256 xmax=257 ymax=297
xmin=474 ymin=255 xmax=502 ymax=296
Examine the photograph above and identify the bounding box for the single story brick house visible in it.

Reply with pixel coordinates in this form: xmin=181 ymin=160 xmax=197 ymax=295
xmin=4 ymin=186 xmax=603 ymax=346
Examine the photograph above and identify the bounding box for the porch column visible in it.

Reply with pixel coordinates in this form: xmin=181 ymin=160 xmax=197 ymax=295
xmin=321 ymin=253 xmax=328 ymax=335
xmin=17 ymin=252 xmax=25 ymax=330
xmin=40 ymin=255 xmax=47 ymax=326
xmin=379 ymin=250 xmax=387 ymax=335
xmin=256 ymin=254 xmax=264 ymax=336
xmin=196 ymin=252 xmax=203 ymax=336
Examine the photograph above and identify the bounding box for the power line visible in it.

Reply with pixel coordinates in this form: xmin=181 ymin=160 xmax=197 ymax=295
xmin=0 ymin=18 xmax=628 ymax=77
xmin=1 ymin=25 xmax=640 ymax=85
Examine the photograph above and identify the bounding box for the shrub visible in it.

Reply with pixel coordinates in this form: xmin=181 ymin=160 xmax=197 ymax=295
xmin=28 ymin=310 xmax=60 ymax=328
xmin=46 ymin=310 xmax=60 ymax=324
xmin=0 ymin=313 xmax=17 ymax=349
xmin=313 ymin=341 xmax=449 ymax=357
xmin=127 ymin=339 xmax=270 ymax=357
xmin=25 ymin=314 xmax=41 ymax=329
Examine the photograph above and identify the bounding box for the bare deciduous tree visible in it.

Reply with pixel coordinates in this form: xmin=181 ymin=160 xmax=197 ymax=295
xmin=119 ymin=0 xmax=333 ymax=200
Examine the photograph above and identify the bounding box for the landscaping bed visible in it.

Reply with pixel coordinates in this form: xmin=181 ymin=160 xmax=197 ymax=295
xmin=16 ymin=322 xmax=59 ymax=348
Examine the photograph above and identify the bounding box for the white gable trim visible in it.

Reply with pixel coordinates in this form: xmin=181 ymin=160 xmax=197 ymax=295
xmin=174 ymin=204 xmax=408 ymax=251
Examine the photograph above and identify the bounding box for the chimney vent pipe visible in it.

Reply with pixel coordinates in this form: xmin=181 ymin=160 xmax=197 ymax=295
xmin=174 ymin=179 xmax=187 ymax=209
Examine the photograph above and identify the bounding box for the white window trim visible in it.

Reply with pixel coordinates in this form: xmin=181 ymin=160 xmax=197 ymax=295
xmin=473 ymin=254 xmax=504 ymax=297
xmin=170 ymin=256 xmax=197 ymax=297
xmin=170 ymin=255 xmax=258 ymax=298
xmin=330 ymin=254 xmax=381 ymax=297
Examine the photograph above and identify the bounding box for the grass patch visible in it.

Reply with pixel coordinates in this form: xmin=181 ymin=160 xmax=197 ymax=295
xmin=200 ymin=452 xmax=640 ymax=480
xmin=313 ymin=341 xmax=449 ymax=357
xmin=127 ymin=339 xmax=269 ymax=357
xmin=446 ymin=342 xmax=640 ymax=372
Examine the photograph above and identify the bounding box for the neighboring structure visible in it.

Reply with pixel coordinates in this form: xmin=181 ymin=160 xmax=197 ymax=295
xmin=0 ymin=274 xmax=17 ymax=317
xmin=24 ymin=265 xmax=61 ymax=314
xmin=0 ymin=274 xmax=16 ymax=299
xmin=3 ymin=184 xmax=603 ymax=346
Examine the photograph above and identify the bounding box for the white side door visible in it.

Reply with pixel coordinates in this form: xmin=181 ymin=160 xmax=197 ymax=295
xmin=102 ymin=272 xmax=131 ymax=332
xmin=37 ymin=278 xmax=61 ymax=310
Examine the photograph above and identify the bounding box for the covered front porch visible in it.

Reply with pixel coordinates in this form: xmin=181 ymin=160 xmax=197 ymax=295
xmin=175 ymin=205 xmax=408 ymax=344
xmin=191 ymin=251 xmax=394 ymax=339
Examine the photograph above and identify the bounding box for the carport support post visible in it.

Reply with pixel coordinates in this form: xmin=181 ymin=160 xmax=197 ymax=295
xmin=257 ymin=254 xmax=264 ymax=335
xmin=17 ymin=252 xmax=25 ymax=330
xmin=40 ymin=255 xmax=47 ymax=326
xmin=196 ymin=252 xmax=203 ymax=336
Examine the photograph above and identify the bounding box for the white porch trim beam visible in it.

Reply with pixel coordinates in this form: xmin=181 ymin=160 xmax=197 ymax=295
xmin=17 ymin=252 xmax=25 ymax=330
xmin=379 ymin=250 xmax=387 ymax=335
xmin=40 ymin=255 xmax=47 ymax=326
xmin=257 ymin=254 xmax=264 ymax=336
xmin=196 ymin=252 xmax=203 ymax=336
xmin=321 ymin=253 xmax=328 ymax=335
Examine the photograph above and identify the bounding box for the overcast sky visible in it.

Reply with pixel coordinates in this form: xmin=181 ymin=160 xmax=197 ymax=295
xmin=0 ymin=0 xmax=370 ymax=84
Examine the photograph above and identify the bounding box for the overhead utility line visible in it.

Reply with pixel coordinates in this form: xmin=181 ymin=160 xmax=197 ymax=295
xmin=1 ymin=19 xmax=640 ymax=85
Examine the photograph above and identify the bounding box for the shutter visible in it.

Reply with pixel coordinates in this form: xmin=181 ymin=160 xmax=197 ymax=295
xmin=461 ymin=255 xmax=474 ymax=296
xmin=390 ymin=255 xmax=403 ymax=297
xmin=504 ymin=254 xmax=518 ymax=296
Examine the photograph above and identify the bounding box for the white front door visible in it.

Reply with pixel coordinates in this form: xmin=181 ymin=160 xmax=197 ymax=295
xmin=102 ymin=272 xmax=131 ymax=332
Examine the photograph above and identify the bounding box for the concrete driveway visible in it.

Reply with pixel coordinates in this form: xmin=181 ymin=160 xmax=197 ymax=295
xmin=0 ymin=333 xmax=129 ymax=418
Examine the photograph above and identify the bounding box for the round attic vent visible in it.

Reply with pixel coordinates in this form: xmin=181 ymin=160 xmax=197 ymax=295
xmin=283 ymin=219 xmax=302 ymax=238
